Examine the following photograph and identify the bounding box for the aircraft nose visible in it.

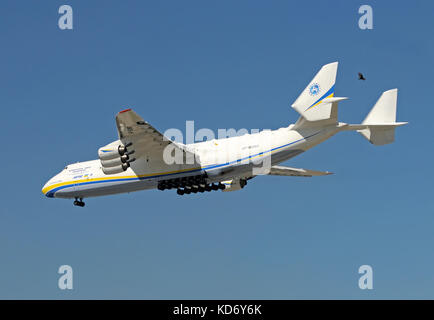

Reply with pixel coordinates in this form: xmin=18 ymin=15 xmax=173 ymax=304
xmin=42 ymin=180 xmax=54 ymax=198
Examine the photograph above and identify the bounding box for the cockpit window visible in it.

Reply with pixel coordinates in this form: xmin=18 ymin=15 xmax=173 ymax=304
xmin=64 ymin=166 xmax=68 ymax=170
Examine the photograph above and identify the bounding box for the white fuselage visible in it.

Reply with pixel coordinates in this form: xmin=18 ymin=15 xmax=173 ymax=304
xmin=42 ymin=124 xmax=340 ymax=199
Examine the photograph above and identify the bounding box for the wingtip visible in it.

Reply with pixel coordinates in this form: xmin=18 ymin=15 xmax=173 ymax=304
xmin=119 ymin=108 xmax=132 ymax=114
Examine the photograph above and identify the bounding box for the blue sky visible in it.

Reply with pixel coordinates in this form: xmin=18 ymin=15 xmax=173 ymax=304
xmin=0 ymin=0 xmax=433 ymax=299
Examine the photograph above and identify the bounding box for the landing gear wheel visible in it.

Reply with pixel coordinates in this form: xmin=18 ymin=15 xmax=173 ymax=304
xmin=177 ymin=189 xmax=185 ymax=195
xmin=240 ymin=179 xmax=247 ymax=188
xmin=73 ymin=197 xmax=85 ymax=207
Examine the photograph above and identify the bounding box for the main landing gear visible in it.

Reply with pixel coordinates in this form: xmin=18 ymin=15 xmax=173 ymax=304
xmin=73 ymin=197 xmax=85 ymax=207
xmin=157 ymin=174 xmax=226 ymax=196
xmin=175 ymin=183 xmax=225 ymax=195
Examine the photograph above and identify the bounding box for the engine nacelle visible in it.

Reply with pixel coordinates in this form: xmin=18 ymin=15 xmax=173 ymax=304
xmin=118 ymin=142 xmax=132 ymax=156
xmin=221 ymin=178 xmax=247 ymax=192
xmin=102 ymin=165 xmax=125 ymax=175
xmin=100 ymin=154 xmax=132 ymax=168
xmin=98 ymin=147 xmax=120 ymax=161
xmin=98 ymin=141 xmax=135 ymax=174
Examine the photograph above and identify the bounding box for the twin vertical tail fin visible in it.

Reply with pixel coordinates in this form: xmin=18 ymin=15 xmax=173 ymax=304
xmin=357 ymin=89 xmax=408 ymax=145
xmin=362 ymin=89 xmax=398 ymax=124
xmin=292 ymin=62 xmax=347 ymax=122
xmin=291 ymin=62 xmax=407 ymax=145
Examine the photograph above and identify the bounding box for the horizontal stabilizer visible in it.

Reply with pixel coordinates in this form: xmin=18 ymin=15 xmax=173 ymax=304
xmin=268 ymin=165 xmax=333 ymax=177
xmin=358 ymin=125 xmax=401 ymax=145
xmin=343 ymin=122 xmax=408 ymax=131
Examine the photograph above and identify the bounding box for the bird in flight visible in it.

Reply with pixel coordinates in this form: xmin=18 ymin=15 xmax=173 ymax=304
xmin=358 ymin=72 xmax=366 ymax=80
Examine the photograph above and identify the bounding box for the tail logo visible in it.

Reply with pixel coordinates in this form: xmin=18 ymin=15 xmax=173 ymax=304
xmin=309 ymin=83 xmax=321 ymax=96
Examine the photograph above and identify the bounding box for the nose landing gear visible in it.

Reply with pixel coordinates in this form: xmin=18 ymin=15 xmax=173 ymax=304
xmin=73 ymin=197 xmax=85 ymax=207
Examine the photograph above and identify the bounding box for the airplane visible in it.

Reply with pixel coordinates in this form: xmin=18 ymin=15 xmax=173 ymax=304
xmin=42 ymin=62 xmax=407 ymax=207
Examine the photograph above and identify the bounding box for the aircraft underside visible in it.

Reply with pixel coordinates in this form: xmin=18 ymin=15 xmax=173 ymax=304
xmin=59 ymin=146 xmax=306 ymax=207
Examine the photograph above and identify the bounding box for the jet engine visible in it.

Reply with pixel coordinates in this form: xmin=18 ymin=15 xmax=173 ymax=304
xmin=98 ymin=141 xmax=136 ymax=175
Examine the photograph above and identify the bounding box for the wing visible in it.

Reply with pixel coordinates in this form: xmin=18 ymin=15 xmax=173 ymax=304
xmin=115 ymin=108 xmax=197 ymax=162
xmin=268 ymin=165 xmax=332 ymax=177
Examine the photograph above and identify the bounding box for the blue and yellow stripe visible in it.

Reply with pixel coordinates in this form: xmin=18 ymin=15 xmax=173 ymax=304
xmin=304 ymin=85 xmax=335 ymax=111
